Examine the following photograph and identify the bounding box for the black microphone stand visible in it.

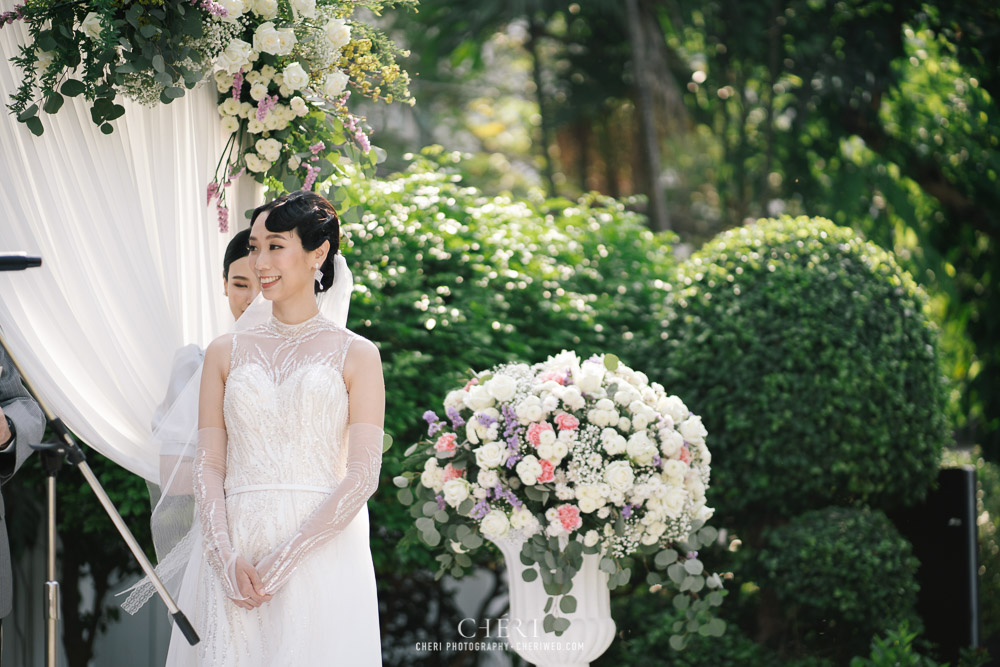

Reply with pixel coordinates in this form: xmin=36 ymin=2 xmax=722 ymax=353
xmin=1 ymin=256 xmax=199 ymax=667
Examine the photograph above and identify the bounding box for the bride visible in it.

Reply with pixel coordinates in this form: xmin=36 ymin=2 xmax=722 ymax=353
xmin=166 ymin=190 xmax=385 ymax=666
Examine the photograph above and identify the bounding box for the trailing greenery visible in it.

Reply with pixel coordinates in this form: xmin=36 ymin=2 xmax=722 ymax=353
xmin=757 ymin=507 xmax=921 ymax=660
xmin=644 ymin=216 xmax=950 ymax=525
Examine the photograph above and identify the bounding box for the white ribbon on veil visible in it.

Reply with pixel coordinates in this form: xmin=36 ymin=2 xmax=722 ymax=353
xmin=120 ymin=254 xmax=354 ymax=612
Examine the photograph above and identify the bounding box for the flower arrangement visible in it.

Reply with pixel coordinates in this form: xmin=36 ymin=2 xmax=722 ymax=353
xmin=4 ymin=0 xmax=414 ymax=229
xmin=396 ymin=351 xmax=727 ymax=644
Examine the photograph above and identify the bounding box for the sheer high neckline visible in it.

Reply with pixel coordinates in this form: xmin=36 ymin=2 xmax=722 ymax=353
xmin=267 ymin=311 xmax=324 ymax=337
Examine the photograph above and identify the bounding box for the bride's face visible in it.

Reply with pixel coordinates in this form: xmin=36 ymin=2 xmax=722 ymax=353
xmin=248 ymin=212 xmax=317 ymax=302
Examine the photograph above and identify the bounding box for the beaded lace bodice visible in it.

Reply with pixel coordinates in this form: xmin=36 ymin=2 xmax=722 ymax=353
xmin=223 ymin=313 xmax=356 ymax=490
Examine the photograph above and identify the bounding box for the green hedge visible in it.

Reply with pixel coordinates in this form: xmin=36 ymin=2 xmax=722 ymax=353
xmin=644 ymin=216 xmax=949 ymax=524
xmin=757 ymin=507 xmax=921 ymax=660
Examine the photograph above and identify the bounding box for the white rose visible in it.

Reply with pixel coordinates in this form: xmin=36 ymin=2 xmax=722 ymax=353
xmin=218 ymin=0 xmax=245 ymax=22
xmin=583 ymin=530 xmax=600 ymax=547
xmin=604 ymin=461 xmax=635 ymax=493
xmin=290 ymin=96 xmax=309 ymax=116
xmin=420 ymin=466 xmax=444 ymax=492
xmin=485 ymin=374 xmax=517 ymax=402
xmin=217 ymin=38 xmax=253 ymax=74
xmin=662 ymin=459 xmax=687 ymax=484
xmin=659 ymin=396 xmax=688 ymax=424
xmin=510 ymin=508 xmax=539 ymax=535
xmin=276 ymin=28 xmax=297 ymax=55
xmin=474 ymin=442 xmax=507 ymax=469
xmin=281 ymin=62 xmax=309 ymax=92
xmin=516 ymin=455 xmax=542 ymax=486
xmin=679 ymin=416 xmax=708 ymax=444
xmin=289 ymin=0 xmax=317 ymax=18
xmin=473 ymin=486 xmax=488 ymax=500
xmin=463 ymin=385 xmax=494 ymax=412
xmin=80 ymin=12 xmax=103 ymax=41
xmin=253 ymin=22 xmax=283 ymax=55
xmin=250 ymin=0 xmax=278 ymax=19
xmin=442 ymin=478 xmax=470 ymax=508
xmin=662 ymin=487 xmax=687 ymax=518
xmin=477 ymin=469 xmax=499 ymax=489
xmin=632 ymin=414 xmax=650 ymax=431
xmin=322 ymin=70 xmax=349 ymax=98
xmin=480 ymin=509 xmax=510 ymax=539
xmin=576 ymin=363 xmax=605 ymax=394
xmin=641 ymin=522 xmax=667 ymax=545
xmin=324 ymin=18 xmax=352 ymax=51
xmin=578 ymin=496 xmax=599 ymax=513
xmin=220 ymin=116 xmax=240 ymax=134
xmin=560 ymin=386 xmax=585 ymax=410
xmin=626 ymin=432 xmax=657 ymax=466
xmin=659 ymin=429 xmax=684 ymax=459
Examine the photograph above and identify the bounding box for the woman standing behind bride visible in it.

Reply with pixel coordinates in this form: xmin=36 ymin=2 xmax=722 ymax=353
xmin=166 ymin=190 xmax=384 ymax=666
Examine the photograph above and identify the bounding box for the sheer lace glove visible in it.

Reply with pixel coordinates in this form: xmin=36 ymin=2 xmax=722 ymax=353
xmin=256 ymin=422 xmax=383 ymax=594
xmin=193 ymin=427 xmax=246 ymax=601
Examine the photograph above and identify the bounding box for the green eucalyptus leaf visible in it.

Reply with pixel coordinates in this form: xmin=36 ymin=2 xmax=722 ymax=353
xmin=655 ymin=548 xmax=678 ymax=568
xmin=25 ymin=116 xmax=44 ymax=136
xmin=521 ymin=568 xmax=538 ymax=583
xmin=60 ymin=80 xmax=86 ymax=97
xmin=684 ymin=559 xmax=704 ymax=576
xmin=669 ymin=634 xmax=686 ymax=651
xmin=396 ymin=487 xmax=413 ymax=506
xmin=559 ymin=595 xmax=577 ymax=614
xmin=42 ymin=93 xmax=63 ymax=114
xmin=17 ymin=104 xmax=38 ymax=122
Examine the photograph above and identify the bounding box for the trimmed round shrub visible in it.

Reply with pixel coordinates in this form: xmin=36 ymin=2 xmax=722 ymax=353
xmin=645 ymin=216 xmax=949 ymax=523
xmin=756 ymin=507 xmax=921 ymax=659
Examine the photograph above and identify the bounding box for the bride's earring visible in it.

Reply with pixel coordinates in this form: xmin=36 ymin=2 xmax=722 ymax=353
xmin=314 ymin=263 xmax=324 ymax=285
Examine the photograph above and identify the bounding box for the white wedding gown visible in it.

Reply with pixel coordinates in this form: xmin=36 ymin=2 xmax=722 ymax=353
xmin=165 ymin=313 xmax=383 ymax=666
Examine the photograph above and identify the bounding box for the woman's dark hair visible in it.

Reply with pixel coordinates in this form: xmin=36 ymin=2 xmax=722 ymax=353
xmin=223 ymin=228 xmax=252 ymax=280
xmin=250 ymin=190 xmax=341 ymax=293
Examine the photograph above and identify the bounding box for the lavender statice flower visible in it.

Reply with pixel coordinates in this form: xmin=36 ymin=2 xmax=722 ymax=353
xmin=435 ymin=494 xmax=446 ymax=511
xmin=422 ymin=410 xmax=438 ymax=424
xmin=446 ymin=406 xmax=466 ymax=429
xmin=622 ymin=503 xmax=634 ymax=519
xmin=192 ymin=0 xmax=228 ymax=18
xmin=428 ymin=422 xmax=444 ymax=437
xmin=470 ymin=499 xmax=491 ymax=519
xmin=652 ymin=455 xmax=662 ymax=468
xmin=474 ymin=411 xmax=498 ymax=428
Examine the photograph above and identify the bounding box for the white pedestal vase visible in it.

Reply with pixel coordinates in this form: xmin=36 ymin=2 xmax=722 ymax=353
xmin=488 ymin=534 xmax=616 ymax=667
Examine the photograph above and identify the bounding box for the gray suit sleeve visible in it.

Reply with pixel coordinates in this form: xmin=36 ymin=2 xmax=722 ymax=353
xmin=0 ymin=350 xmax=46 ymax=484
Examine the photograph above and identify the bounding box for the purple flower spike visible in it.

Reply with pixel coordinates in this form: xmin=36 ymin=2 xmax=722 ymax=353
xmin=622 ymin=504 xmax=633 ymax=519
xmin=423 ymin=410 xmax=438 ymax=424
xmin=435 ymin=494 xmax=446 ymax=511
xmin=428 ymin=422 xmax=443 ymax=437
xmin=446 ymin=407 xmax=466 ymax=428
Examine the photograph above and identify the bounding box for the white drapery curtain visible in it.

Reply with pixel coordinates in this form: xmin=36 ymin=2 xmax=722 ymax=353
xmin=0 ymin=3 xmax=260 ymax=482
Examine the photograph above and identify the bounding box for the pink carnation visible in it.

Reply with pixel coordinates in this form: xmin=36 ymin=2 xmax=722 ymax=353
xmin=557 ymin=504 xmax=582 ymax=532
xmin=527 ymin=422 xmax=554 ymax=447
xmin=443 ymin=463 xmax=464 ymax=481
xmin=463 ymin=377 xmax=479 ymax=391
xmin=434 ymin=433 xmax=457 ymax=457
xmin=538 ymin=460 xmax=555 ymax=484
xmin=554 ymin=412 xmax=580 ymax=431
xmin=679 ymin=447 xmax=692 ymax=464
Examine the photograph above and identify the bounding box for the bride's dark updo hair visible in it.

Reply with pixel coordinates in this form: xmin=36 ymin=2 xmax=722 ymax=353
xmin=250 ymin=190 xmax=341 ymax=293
